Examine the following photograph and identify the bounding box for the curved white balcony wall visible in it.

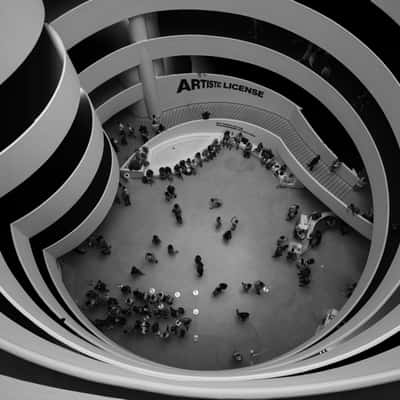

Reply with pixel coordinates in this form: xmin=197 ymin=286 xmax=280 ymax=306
xmin=289 ymin=110 xmax=358 ymax=185
xmin=51 ymin=0 xmax=400 ymax=148
xmin=0 ymin=251 xmax=174 ymax=375
xmin=79 ymin=46 xmax=141 ymax=93
xmin=9 ymin=224 xmax=168 ymax=363
xmin=372 ymin=0 xmax=400 ymax=25
xmin=0 ymin=375 xmax=114 ymax=400
xmin=247 ymin=305 xmax=400 ymax=379
xmin=9 ymin=226 xmax=119 ymax=353
xmin=96 ymin=83 xmax=143 ymax=123
xmin=0 ymin=252 xmax=133 ymax=362
xmin=13 ymin=92 xmax=104 ymax=237
xmin=0 ymin=0 xmax=44 ymax=85
xmin=0 ymin=25 xmax=81 ymax=198
xmin=2 ymin=300 xmax=400 ymax=398
xmin=46 ymin=139 xmax=120 ymax=257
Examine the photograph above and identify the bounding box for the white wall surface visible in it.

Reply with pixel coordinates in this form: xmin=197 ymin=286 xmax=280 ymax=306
xmin=96 ymin=84 xmax=143 ymax=123
xmin=46 ymin=138 xmax=120 ymax=257
xmin=13 ymin=93 xmax=104 ymax=237
xmin=0 ymin=26 xmax=81 ymax=198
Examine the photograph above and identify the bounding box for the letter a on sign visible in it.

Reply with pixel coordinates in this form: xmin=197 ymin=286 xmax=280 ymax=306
xmin=177 ymin=79 xmax=191 ymax=93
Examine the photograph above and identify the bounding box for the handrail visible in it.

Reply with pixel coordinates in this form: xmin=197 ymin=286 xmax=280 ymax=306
xmin=0 ymin=25 xmax=81 ymax=198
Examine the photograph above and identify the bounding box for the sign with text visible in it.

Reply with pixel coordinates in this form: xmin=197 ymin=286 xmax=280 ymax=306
xmin=177 ymin=78 xmax=264 ymax=98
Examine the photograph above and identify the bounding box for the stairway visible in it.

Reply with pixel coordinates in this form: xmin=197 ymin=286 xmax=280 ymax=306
xmin=160 ymin=102 xmax=355 ymax=204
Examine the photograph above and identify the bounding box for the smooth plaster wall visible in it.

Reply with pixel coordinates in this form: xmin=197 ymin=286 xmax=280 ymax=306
xmin=13 ymin=92 xmax=104 ymax=237
xmin=0 ymin=26 xmax=81 ymax=198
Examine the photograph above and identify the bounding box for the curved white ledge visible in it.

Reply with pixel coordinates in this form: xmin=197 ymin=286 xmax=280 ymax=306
xmin=45 ymin=137 xmax=120 ymax=258
xmin=0 ymin=0 xmax=44 ymax=85
xmin=51 ymin=0 xmax=400 ymax=152
xmin=0 ymin=253 xmax=183 ymax=376
xmin=1 ymin=306 xmax=400 ymax=398
xmin=96 ymin=83 xmax=144 ymax=123
xmin=0 ymin=25 xmax=81 ymax=198
xmin=79 ymin=45 xmax=141 ymax=93
xmin=13 ymin=91 xmax=104 ymax=237
xmin=1 ymin=1 xmax=397 ymax=395
xmin=0 ymin=374 xmax=110 ymax=400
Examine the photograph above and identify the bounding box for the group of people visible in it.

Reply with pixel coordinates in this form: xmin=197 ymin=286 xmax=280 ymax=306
xmin=112 ymin=119 xmax=156 ymax=153
xmin=296 ymin=257 xmax=315 ymax=287
xmin=151 ymin=137 xmax=223 ymax=184
xmin=128 ymin=146 xmax=149 ymax=171
xmin=271 ymin=204 xmax=324 ymax=287
xmin=82 ymin=234 xmax=112 ymax=255
xmin=241 ymin=280 xmax=268 ymax=295
xmin=85 ymin=279 xmax=192 ymax=340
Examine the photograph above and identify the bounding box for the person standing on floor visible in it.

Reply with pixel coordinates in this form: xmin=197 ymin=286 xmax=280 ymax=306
xmin=121 ymin=186 xmax=131 ymax=206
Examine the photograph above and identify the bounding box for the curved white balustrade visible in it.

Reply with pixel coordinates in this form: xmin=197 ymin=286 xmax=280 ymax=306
xmin=13 ymin=91 xmax=104 ymax=237
xmin=45 ymin=137 xmax=119 ymax=258
xmin=0 ymin=0 xmax=44 ymax=85
xmin=51 ymin=0 xmax=400 ymax=149
xmin=0 ymin=252 xmax=193 ymax=377
xmin=96 ymin=84 xmax=144 ymax=124
xmin=0 ymin=25 xmax=81 ymax=198
xmin=0 ymin=0 xmax=398 ymax=397
xmin=1 ymin=305 xmax=400 ymax=398
xmin=79 ymin=46 xmax=141 ymax=93
xmin=0 ymin=375 xmax=113 ymax=400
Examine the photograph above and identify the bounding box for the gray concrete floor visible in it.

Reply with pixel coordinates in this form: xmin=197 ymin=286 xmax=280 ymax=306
xmin=60 ymin=147 xmax=369 ymax=370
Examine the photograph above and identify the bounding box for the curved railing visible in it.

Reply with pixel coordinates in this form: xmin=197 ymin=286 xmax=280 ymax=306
xmin=0 ymin=27 xmax=64 ymax=151
xmin=0 ymin=25 xmax=81 ymax=198
xmin=51 ymin=0 xmax=400 ymax=148
xmin=12 ymin=91 xmax=102 ymax=237
xmin=0 ymin=0 xmax=398 ymax=398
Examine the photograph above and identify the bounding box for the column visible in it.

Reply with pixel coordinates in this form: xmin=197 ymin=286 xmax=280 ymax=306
xmin=145 ymin=13 xmax=165 ymax=76
xmin=122 ymin=15 xmax=162 ymax=118
xmin=127 ymin=15 xmax=160 ymax=118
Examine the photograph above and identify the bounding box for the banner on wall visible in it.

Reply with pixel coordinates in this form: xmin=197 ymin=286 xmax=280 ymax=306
xmin=176 ymin=78 xmax=264 ymax=98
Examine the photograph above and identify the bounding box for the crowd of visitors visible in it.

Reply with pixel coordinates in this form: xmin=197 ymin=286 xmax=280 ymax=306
xmin=85 ymin=279 xmax=192 ymax=339
xmin=75 ymin=117 xmax=366 ymax=365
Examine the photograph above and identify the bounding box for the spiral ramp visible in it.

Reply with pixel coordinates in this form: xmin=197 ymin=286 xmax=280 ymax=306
xmin=1 ymin=0 xmax=400 ymax=399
